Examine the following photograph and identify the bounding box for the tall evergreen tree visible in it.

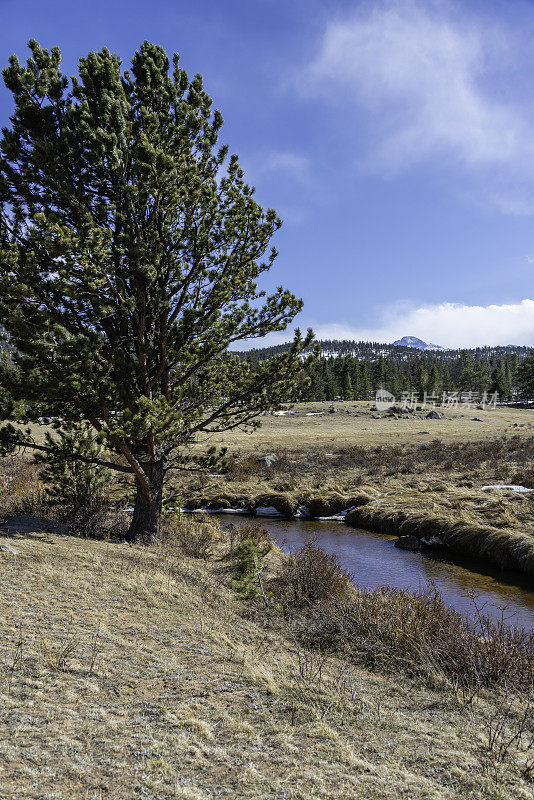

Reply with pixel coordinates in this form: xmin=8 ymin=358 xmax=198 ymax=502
xmin=489 ymin=360 xmax=510 ymax=399
xmin=517 ymin=352 xmax=534 ymax=398
xmin=428 ymin=364 xmax=442 ymax=397
xmin=0 ymin=41 xmax=311 ymax=539
xmin=358 ymin=362 xmax=371 ymax=400
xmin=414 ymin=357 xmax=428 ymax=398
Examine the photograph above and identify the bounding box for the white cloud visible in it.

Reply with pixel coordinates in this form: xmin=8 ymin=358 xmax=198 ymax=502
xmin=302 ymin=1 xmax=534 ymax=180
xmin=240 ymin=298 xmax=534 ymax=350
xmin=311 ymin=299 xmax=534 ymax=348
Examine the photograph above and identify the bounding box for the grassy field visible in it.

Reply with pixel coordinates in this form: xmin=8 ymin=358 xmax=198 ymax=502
xmin=204 ymin=400 xmax=534 ymax=452
xmin=1 ymin=520 xmax=534 ymax=799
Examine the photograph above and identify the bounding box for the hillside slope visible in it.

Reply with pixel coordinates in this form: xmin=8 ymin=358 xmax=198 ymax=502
xmin=1 ymin=526 xmax=533 ymax=799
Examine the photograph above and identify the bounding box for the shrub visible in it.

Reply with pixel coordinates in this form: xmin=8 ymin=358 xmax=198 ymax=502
xmin=280 ymin=542 xmax=352 ymax=605
xmin=162 ymin=515 xmax=218 ymax=558
xmin=61 ymin=503 xmax=129 ymax=540
xmin=233 ymin=538 xmax=273 ymax=601
xmin=286 ymin=583 xmax=534 ymax=696
xmin=0 ymin=457 xmax=47 ymax=518
xmin=227 ymin=519 xmax=272 ymax=548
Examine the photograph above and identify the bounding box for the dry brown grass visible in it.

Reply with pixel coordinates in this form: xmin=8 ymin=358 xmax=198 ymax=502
xmin=1 ymin=521 xmax=534 ymax=799
xmin=203 ymin=400 xmax=534 ymax=452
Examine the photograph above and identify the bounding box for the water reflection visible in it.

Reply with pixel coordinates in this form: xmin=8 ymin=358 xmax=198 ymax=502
xmin=259 ymin=518 xmax=534 ymax=631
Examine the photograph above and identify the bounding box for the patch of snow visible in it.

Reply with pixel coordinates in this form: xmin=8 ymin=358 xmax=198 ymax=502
xmin=272 ymin=410 xmax=294 ymax=416
xmin=255 ymin=506 xmax=285 ymax=517
xmin=305 ymin=412 xmax=325 ymax=416
xmin=295 ymin=506 xmax=310 ymax=518
xmin=481 ymin=485 xmax=534 ymax=493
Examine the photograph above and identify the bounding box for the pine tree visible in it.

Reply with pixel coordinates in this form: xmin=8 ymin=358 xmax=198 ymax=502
xmin=373 ymin=355 xmax=387 ymax=389
xmin=341 ymin=366 xmax=354 ymax=400
xmin=441 ymin=363 xmax=453 ymax=393
xmin=0 ymin=41 xmax=311 ymax=540
xmin=357 ymin=362 xmax=371 ymax=400
xmin=387 ymin=362 xmax=402 ymax=400
xmin=517 ymin=352 xmax=534 ymax=398
xmin=458 ymin=353 xmax=477 ymax=396
xmin=428 ymin=364 xmax=442 ymax=397
xmin=414 ymin=358 xmax=428 ymax=399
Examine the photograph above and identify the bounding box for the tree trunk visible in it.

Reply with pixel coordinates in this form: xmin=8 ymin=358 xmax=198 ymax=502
xmin=127 ymin=469 xmax=163 ymax=542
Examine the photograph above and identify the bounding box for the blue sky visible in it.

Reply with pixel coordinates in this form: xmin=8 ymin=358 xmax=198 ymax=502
xmin=1 ymin=0 xmax=534 ymax=347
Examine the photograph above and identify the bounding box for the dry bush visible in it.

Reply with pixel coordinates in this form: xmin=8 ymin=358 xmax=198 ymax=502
xmin=162 ymin=514 xmax=219 ymax=558
xmin=280 ymin=541 xmax=352 ymax=606
xmin=284 ymin=581 xmax=534 ymax=697
xmin=484 ymin=693 xmax=534 ymax=783
xmin=225 ymin=519 xmax=272 ymax=558
xmin=60 ymin=503 xmax=130 ymax=540
xmin=0 ymin=457 xmax=47 ymax=518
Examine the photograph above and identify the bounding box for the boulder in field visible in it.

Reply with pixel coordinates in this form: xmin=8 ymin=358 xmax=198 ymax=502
xmin=426 ymin=410 xmax=442 ymax=420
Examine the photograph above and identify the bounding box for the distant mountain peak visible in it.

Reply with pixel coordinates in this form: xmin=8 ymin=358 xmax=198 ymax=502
xmin=392 ymin=335 xmax=444 ymax=351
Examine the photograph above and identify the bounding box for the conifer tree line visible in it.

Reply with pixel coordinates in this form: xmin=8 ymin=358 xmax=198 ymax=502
xmin=240 ymin=344 xmax=533 ymax=402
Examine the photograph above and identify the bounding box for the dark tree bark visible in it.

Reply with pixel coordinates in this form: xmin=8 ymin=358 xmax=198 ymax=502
xmin=127 ymin=466 xmax=164 ymax=542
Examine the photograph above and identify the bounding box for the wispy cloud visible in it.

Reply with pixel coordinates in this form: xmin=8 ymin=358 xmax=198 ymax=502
xmin=299 ymin=0 xmax=534 ymax=207
xmin=243 ymin=149 xmax=312 ymax=186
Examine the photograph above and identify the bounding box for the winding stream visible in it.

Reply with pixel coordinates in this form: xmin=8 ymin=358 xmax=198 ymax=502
xmin=257 ymin=518 xmax=534 ymax=631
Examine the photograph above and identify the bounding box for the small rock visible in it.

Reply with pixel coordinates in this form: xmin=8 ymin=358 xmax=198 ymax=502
xmin=394 ymin=535 xmax=421 ymax=551
xmin=426 ymin=410 xmax=442 ymax=419
xmin=371 ymin=414 xmax=381 ymax=419
xmin=472 ymin=417 xmax=483 ymax=421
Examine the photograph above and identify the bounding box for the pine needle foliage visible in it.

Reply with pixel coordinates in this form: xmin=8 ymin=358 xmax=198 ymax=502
xmin=0 ymin=40 xmax=312 ymax=539
xmin=35 ymin=423 xmax=110 ymax=508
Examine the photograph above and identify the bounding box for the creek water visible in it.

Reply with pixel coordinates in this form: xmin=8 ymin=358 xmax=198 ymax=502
xmin=255 ymin=517 xmax=534 ymax=631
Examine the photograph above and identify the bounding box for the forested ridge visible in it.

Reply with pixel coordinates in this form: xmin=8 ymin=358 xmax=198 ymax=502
xmin=235 ymin=340 xmax=533 ymax=401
